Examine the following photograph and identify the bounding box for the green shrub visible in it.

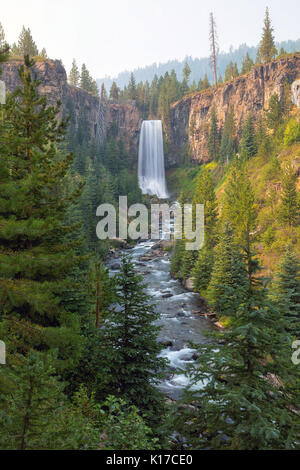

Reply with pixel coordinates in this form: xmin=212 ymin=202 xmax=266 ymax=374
xmin=284 ymin=118 xmax=300 ymax=146
xmin=262 ymin=226 xmax=276 ymax=248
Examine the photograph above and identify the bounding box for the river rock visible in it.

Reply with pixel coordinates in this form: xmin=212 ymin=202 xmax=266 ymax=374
xmin=214 ymin=321 xmax=225 ymax=329
xmin=151 ymin=240 xmax=172 ymax=251
xmin=111 ymin=263 xmax=121 ymax=270
xmin=162 ymin=293 xmax=173 ymax=299
xmin=139 ymin=256 xmax=153 ymax=262
xmin=159 ymin=340 xmax=173 ymax=348
xmin=185 ymin=277 xmax=196 ymax=291
xmin=177 ymin=311 xmax=185 ymax=317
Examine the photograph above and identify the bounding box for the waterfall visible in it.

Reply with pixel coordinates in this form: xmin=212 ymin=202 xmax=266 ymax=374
xmin=138 ymin=120 xmax=169 ymax=199
xmin=96 ymin=90 xmax=107 ymax=146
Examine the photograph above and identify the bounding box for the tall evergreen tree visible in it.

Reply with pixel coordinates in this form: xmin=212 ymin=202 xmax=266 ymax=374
xmin=16 ymin=26 xmax=39 ymax=57
xmin=69 ymin=59 xmax=80 ymax=87
xmin=128 ymin=73 xmax=137 ymax=100
xmin=222 ymin=165 xmax=258 ymax=280
xmin=182 ymin=61 xmax=191 ymax=94
xmin=0 ymin=31 xmax=9 ymax=69
xmin=225 ymin=61 xmax=239 ymax=81
xmin=97 ymin=257 xmax=167 ymax=429
xmin=40 ymin=48 xmax=48 ymax=59
xmin=239 ymin=114 xmax=257 ymax=160
xmin=279 ymin=163 xmax=299 ymax=228
xmin=0 ymin=351 xmax=100 ymax=450
xmin=274 ymin=245 xmax=300 ymax=337
xmin=80 ymin=64 xmax=99 ymax=96
xmin=0 ymin=57 xmax=84 ymax=369
xmin=258 ymin=7 xmax=278 ymax=62
xmin=0 ymin=22 xmax=6 ymax=48
xmin=175 ymin=254 xmax=299 ymax=449
xmin=192 ymin=242 xmax=214 ymax=295
xmin=194 ymin=166 xmax=218 ymax=246
xmin=207 ymin=223 xmax=249 ymax=317
xmin=109 ymin=81 xmax=120 ymax=101
xmin=202 ymin=74 xmax=210 ymax=90
xmin=241 ymin=52 xmax=254 ymax=74
xmin=266 ymin=93 xmax=283 ymax=132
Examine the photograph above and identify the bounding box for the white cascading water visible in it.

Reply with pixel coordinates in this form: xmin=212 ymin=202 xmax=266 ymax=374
xmin=138 ymin=120 xmax=169 ymax=199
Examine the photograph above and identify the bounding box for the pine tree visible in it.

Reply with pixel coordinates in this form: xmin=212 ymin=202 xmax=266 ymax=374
xmin=0 ymin=351 xmax=102 ymax=450
xmin=207 ymin=107 xmax=220 ymax=160
xmin=0 ymin=22 xmax=6 ymax=48
xmin=181 ymin=249 xmax=198 ymax=281
xmin=279 ymin=47 xmax=287 ymax=56
xmin=87 ymin=260 xmax=115 ymax=329
xmin=149 ymin=75 xmax=159 ymax=117
xmin=202 ymin=74 xmax=210 ymax=90
xmin=0 ymin=32 xmax=9 ymax=69
xmin=222 ymin=165 xmax=258 ymax=280
xmin=241 ymin=53 xmax=254 ymax=74
xmin=279 ymin=163 xmax=299 ymax=228
xmin=266 ymin=93 xmax=283 ymax=132
xmin=240 ymin=114 xmax=257 ymax=160
xmin=175 ymin=255 xmax=299 ymax=449
xmin=207 ymin=223 xmax=249 ymax=317
xmin=69 ymin=59 xmax=80 ymax=87
xmin=100 ymin=396 xmax=158 ymax=450
xmin=220 ymin=106 xmax=236 ymax=163
xmin=39 ymin=48 xmax=48 ymax=59
xmin=258 ymin=7 xmax=278 ymax=63
xmin=197 ymin=78 xmax=204 ymax=91
xmin=0 ymin=57 xmax=84 ymax=369
xmin=80 ymin=64 xmax=99 ymax=96
xmin=192 ymin=242 xmax=214 ymax=294
xmin=97 ymin=257 xmax=167 ymax=429
xmin=170 ymin=239 xmax=185 ymax=278
xmin=225 ymin=62 xmax=239 ymax=81
xmin=109 ymin=81 xmax=120 ymax=100
xmin=274 ymin=245 xmax=300 ymax=337
xmin=16 ymin=26 xmax=39 ymax=57
xmin=0 ymin=351 xmax=64 ymax=450
xmin=182 ymin=61 xmax=191 ymax=94
xmin=128 ymin=73 xmax=137 ymax=100
xmin=80 ymin=64 xmax=89 ymax=89
xmin=10 ymin=43 xmax=19 ymax=57
xmin=194 ymin=166 xmax=218 ymax=246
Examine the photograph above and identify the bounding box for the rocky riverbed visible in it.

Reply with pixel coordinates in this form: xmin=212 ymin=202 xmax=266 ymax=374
xmin=107 ymin=237 xmax=214 ymax=400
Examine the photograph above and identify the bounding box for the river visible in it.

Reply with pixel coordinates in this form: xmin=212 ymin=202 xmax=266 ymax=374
xmin=107 ymin=226 xmax=213 ymax=400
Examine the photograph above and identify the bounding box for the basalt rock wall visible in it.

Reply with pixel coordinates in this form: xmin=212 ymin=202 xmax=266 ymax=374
xmin=168 ymin=55 xmax=300 ymax=165
xmin=1 ymin=59 xmax=142 ymax=160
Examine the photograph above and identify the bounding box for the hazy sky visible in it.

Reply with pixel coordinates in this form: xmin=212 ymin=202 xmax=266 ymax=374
xmin=1 ymin=0 xmax=299 ymax=78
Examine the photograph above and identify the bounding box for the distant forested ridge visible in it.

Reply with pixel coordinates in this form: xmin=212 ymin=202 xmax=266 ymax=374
xmin=97 ymin=39 xmax=300 ymax=91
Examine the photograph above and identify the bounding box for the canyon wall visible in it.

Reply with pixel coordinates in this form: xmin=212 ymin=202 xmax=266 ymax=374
xmin=0 ymin=59 xmax=142 ymax=160
xmin=168 ymin=55 xmax=300 ymax=165
xmin=2 ymin=56 xmax=300 ymax=168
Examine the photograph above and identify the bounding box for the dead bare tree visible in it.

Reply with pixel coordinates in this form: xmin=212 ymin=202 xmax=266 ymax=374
xmin=209 ymin=12 xmax=218 ymax=89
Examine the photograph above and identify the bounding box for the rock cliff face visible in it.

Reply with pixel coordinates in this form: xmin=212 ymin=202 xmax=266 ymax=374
xmin=106 ymin=103 xmax=141 ymax=158
xmin=0 ymin=59 xmax=142 ymax=160
xmin=168 ymin=55 xmax=300 ymax=165
xmin=3 ymin=56 xmax=300 ymax=168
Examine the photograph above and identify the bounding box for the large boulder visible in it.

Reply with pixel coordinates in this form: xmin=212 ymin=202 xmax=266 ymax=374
xmin=185 ymin=277 xmax=196 ymax=291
